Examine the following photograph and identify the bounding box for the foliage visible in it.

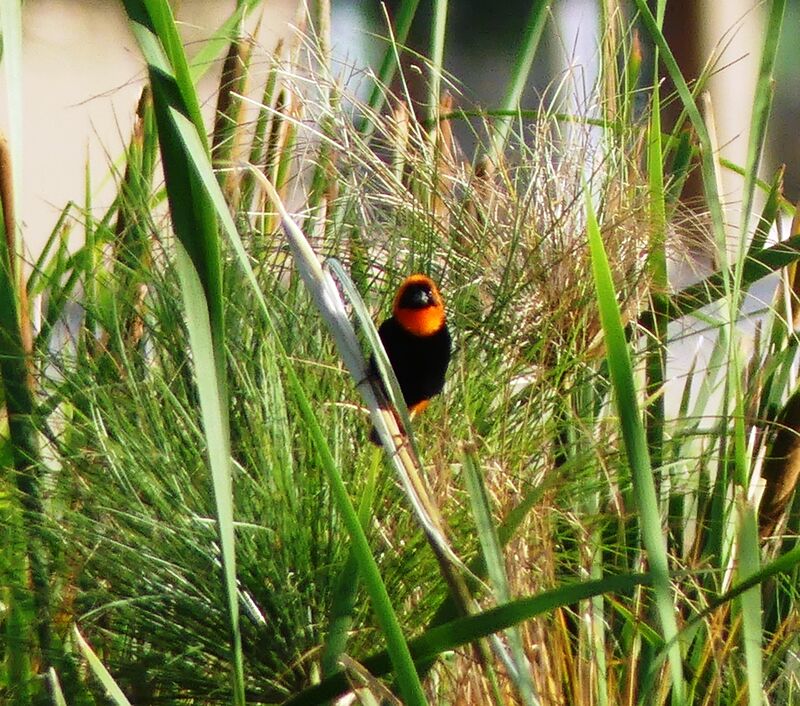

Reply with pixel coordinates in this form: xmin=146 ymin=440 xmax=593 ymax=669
xmin=0 ymin=1 xmax=798 ymax=705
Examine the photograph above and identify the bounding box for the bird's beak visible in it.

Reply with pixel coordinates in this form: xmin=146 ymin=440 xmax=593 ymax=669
xmin=408 ymin=289 xmax=433 ymax=308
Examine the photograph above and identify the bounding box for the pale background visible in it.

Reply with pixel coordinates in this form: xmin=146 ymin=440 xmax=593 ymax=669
xmin=0 ymin=1 xmax=793 ymax=260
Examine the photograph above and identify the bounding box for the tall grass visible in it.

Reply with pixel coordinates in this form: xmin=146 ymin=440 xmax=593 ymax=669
xmin=0 ymin=1 xmax=798 ymax=705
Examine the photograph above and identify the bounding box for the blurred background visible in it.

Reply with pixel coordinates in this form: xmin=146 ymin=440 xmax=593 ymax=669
xmin=0 ymin=0 xmax=796 ymax=257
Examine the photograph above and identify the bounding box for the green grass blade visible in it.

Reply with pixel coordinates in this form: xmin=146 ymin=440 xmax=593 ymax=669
xmin=428 ymin=0 xmax=448 ymax=126
xmin=489 ymin=1 xmax=549 ymax=157
xmin=736 ymin=0 xmax=786 ymax=255
xmin=737 ymin=495 xmax=763 ymax=706
xmin=172 ymin=240 xmax=242 ymax=691
xmin=73 ymin=626 xmax=133 ymax=706
xmin=239 ymin=40 xmax=283 ymax=210
xmin=584 ymin=185 xmax=685 ymax=703
xmin=126 ymin=0 xmax=208 ymax=152
xmin=645 ymin=73 xmax=667 ymax=478
xmin=121 ymin=2 xmax=245 ymax=702
xmin=284 ymin=364 xmax=428 ymax=706
xmin=462 ymin=447 xmax=536 ymax=706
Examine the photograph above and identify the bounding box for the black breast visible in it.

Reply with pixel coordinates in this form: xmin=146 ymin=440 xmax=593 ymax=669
xmin=373 ymin=317 xmax=452 ymax=408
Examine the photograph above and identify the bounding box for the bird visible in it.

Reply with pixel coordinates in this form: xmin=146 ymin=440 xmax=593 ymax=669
xmin=368 ymin=274 xmax=452 ymax=443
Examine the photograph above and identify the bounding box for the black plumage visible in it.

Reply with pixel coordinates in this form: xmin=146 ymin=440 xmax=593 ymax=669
xmin=374 ymin=316 xmax=452 ymax=411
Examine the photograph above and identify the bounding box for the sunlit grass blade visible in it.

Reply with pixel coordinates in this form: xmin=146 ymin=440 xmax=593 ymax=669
xmin=736 ymin=0 xmax=786 ymax=257
xmin=284 ymin=362 xmax=428 ymax=706
xmin=584 ymin=184 xmax=685 ymax=703
xmin=73 ymin=626 xmax=133 ymax=706
xmin=488 ymin=1 xmax=549 ymax=159
xmin=462 ymin=446 xmax=537 ymax=706
xmin=120 ymin=2 xmax=244 ymax=702
xmin=736 ymin=495 xmax=763 ymax=706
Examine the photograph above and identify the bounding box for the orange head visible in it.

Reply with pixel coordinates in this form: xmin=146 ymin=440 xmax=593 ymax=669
xmin=392 ymin=274 xmax=446 ymax=337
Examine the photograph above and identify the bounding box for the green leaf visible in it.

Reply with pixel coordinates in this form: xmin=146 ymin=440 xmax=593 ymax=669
xmin=488 ymin=1 xmax=549 ymax=157
xmin=284 ymin=363 xmax=429 ymax=706
xmin=462 ymin=446 xmax=536 ymax=705
xmin=73 ymin=626 xmax=134 ymax=706
xmin=737 ymin=495 xmax=763 ymax=706
xmin=584 ymin=184 xmax=685 ymax=703
xmin=120 ymin=2 xmax=244 ymax=702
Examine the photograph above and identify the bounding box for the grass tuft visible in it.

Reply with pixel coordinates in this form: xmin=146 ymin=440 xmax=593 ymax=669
xmin=1 ymin=2 xmax=798 ymax=704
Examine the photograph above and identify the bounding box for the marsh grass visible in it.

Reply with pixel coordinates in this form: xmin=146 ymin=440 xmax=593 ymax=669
xmin=1 ymin=1 xmax=799 ymax=705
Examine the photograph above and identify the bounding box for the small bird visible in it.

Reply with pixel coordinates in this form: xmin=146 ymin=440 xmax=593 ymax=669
xmin=369 ymin=274 xmax=452 ymax=443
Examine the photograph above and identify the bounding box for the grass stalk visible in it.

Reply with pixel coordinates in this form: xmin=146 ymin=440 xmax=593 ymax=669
xmin=488 ymin=1 xmax=550 ymax=160
xmin=360 ymin=0 xmax=422 ymax=137
xmin=428 ymin=0 xmax=448 ymax=128
xmin=0 ymin=136 xmax=51 ymax=692
xmin=121 ymin=2 xmax=247 ymax=702
xmin=584 ymin=185 xmax=685 ymax=704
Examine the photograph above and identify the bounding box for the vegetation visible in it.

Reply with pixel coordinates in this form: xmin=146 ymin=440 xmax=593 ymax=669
xmin=0 ymin=0 xmax=798 ymax=704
